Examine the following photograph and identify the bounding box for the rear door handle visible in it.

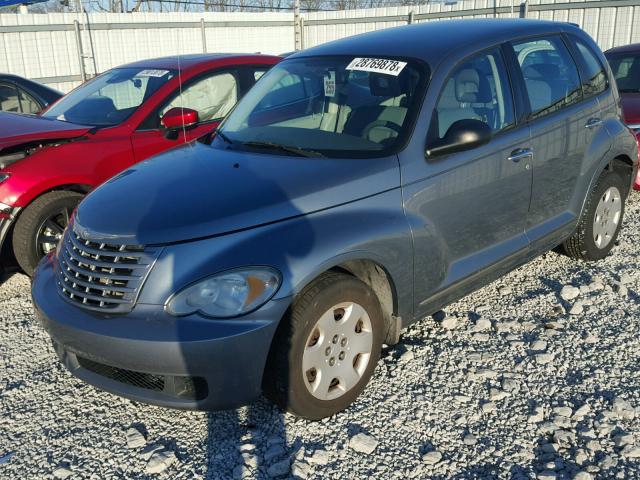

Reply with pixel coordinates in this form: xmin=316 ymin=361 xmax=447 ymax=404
xmin=585 ymin=118 xmax=603 ymax=129
xmin=508 ymin=148 xmax=533 ymax=163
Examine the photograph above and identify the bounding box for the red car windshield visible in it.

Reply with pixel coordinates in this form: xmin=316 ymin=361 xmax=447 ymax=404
xmin=42 ymin=67 xmax=176 ymax=126
xmin=606 ymin=52 xmax=640 ymax=93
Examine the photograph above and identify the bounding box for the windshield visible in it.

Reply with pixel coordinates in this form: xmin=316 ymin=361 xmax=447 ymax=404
xmin=43 ymin=67 xmax=177 ymax=126
xmin=214 ymin=56 xmax=428 ymax=158
xmin=606 ymin=52 xmax=640 ymax=93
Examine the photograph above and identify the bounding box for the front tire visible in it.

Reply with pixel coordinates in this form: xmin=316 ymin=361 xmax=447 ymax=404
xmin=561 ymin=170 xmax=627 ymax=261
xmin=264 ymin=272 xmax=384 ymax=420
xmin=12 ymin=191 xmax=83 ymax=276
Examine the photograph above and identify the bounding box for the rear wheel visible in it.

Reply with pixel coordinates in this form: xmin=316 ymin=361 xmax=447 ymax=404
xmin=12 ymin=191 xmax=83 ymax=276
xmin=264 ymin=272 xmax=384 ymax=420
xmin=561 ymin=170 xmax=626 ymax=261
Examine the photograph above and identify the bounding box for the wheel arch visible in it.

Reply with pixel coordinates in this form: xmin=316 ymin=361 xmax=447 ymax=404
xmin=22 ymin=183 xmax=93 ymax=205
xmin=6 ymin=185 xmax=90 ymax=270
xmin=280 ymin=254 xmax=402 ymax=347
xmin=7 ymin=182 xmax=92 ymax=241
xmin=608 ymin=154 xmax=635 ymax=192
xmin=327 ymin=259 xmax=399 ymax=344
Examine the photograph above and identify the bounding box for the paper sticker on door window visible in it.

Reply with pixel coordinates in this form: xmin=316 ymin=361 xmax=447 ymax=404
xmin=137 ymin=69 xmax=170 ymax=78
xmin=324 ymin=71 xmax=336 ymax=97
xmin=346 ymin=58 xmax=407 ymax=76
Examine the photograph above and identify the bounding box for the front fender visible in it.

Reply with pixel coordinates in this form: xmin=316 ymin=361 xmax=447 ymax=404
xmin=138 ymin=189 xmax=414 ymax=322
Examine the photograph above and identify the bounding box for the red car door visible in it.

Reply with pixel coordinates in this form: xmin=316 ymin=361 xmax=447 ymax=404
xmin=131 ymin=68 xmax=241 ymax=162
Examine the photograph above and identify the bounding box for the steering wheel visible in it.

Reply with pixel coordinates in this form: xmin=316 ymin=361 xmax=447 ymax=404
xmin=362 ymin=120 xmax=402 ymax=142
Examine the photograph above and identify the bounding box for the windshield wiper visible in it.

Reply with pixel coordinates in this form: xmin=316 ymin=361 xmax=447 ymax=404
xmin=240 ymin=141 xmax=325 ymax=158
xmin=618 ymin=88 xmax=640 ymax=93
xmin=216 ymin=130 xmax=234 ymax=144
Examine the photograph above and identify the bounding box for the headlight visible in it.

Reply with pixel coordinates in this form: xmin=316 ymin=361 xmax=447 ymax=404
xmin=166 ymin=267 xmax=281 ymax=318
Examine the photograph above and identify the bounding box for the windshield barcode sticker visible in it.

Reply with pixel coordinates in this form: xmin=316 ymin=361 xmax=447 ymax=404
xmin=137 ymin=69 xmax=170 ymax=78
xmin=324 ymin=71 xmax=336 ymax=97
xmin=346 ymin=58 xmax=407 ymax=76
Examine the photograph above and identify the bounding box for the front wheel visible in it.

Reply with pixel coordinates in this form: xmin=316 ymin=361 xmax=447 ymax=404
xmin=264 ymin=272 xmax=384 ymax=420
xmin=12 ymin=191 xmax=84 ymax=276
xmin=561 ymin=170 xmax=626 ymax=261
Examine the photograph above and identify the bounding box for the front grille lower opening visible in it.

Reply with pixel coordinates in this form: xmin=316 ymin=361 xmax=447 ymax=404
xmin=76 ymin=356 xmax=208 ymax=401
xmin=78 ymin=356 xmax=165 ymax=392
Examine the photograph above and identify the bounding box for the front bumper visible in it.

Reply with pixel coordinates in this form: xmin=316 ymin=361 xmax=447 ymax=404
xmin=0 ymin=203 xmax=21 ymax=258
xmin=632 ymin=128 xmax=640 ymax=191
xmin=32 ymin=256 xmax=291 ymax=410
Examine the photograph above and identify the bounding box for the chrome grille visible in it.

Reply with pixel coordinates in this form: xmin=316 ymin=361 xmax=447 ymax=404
xmin=56 ymin=227 xmax=160 ymax=313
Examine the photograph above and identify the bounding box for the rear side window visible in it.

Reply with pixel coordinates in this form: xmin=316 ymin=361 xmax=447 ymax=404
xmin=606 ymin=53 xmax=640 ymax=93
xmin=433 ymin=48 xmax=515 ymax=140
xmin=0 ymin=83 xmax=20 ymax=113
xmin=571 ymin=37 xmax=608 ymax=96
xmin=513 ymin=37 xmax=582 ymax=118
xmin=18 ymin=87 xmax=42 ymax=114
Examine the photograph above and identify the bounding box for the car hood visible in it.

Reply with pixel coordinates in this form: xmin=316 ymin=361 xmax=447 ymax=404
xmin=75 ymin=142 xmax=400 ymax=245
xmin=0 ymin=112 xmax=92 ymax=151
xmin=620 ymin=93 xmax=640 ymax=125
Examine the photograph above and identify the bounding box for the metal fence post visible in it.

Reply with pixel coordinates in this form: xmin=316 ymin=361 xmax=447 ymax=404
xmin=201 ymin=18 xmax=207 ymax=53
xmin=300 ymin=17 xmax=305 ymax=50
xmin=294 ymin=0 xmax=301 ymax=50
xmin=408 ymin=11 xmax=415 ymax=24
xmin=73 ymin=20 xmax=87 ymax=82
xmin=519 ymin=1 xmax=528 ymax=18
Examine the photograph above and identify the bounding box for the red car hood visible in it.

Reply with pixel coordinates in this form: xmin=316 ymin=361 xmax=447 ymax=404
xmin=620 ymin=93 xmax=640 ymax=126
xmin=0 ymin=112 xmax=92 ymax=151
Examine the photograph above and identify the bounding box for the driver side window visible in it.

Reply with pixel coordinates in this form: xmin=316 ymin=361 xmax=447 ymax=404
xmin=433 ymin=49 xmax=515 ymax=140
xmin=161 ymin=71 xmax=238 ymax=124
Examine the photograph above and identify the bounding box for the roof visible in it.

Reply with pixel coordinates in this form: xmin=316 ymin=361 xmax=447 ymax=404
xmin=291 ymin=19 xmax=578 ymax=65
xmin=119 ymin=53 xmax=279 ymax=71
xmin=605 ymin=43 xmax=640 ymax=55
xmin=0 ymin=73 xmax=62 ymax=97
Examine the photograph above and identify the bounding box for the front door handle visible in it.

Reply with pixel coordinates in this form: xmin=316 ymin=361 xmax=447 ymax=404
xmin=508 ymin=148 xmax=533 ymax=163
xmin=585 ymin=118 xmax=603 ymax=129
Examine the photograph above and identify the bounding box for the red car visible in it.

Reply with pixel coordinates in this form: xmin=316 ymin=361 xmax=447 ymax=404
xmin=605 ymin=43 xmax=640 ymax=189
xmin=0 ymin=53 xmax=280 ymax=274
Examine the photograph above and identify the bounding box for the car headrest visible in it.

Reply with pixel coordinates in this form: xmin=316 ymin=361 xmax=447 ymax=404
xmin=628 ymin=61 xmax=640 ymax=81
xmin=455 ymin=68 xmax=491 ymax=103
xmin=523 ymin=63 xmax=560 ymax=80
xmin=369 ymin=73 xmax=402 ymax=97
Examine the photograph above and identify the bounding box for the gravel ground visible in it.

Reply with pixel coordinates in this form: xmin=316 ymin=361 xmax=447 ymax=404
xmin=1 ymin=196 xmax=640 ymax=480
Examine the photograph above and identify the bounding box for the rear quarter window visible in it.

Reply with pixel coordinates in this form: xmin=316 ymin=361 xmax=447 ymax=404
xmin=570 ymin=37 xmax=608 ymax=97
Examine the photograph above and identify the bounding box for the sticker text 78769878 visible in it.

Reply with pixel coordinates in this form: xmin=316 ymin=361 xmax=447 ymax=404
xmin=346 ymin=58 xmax=407 ymax=77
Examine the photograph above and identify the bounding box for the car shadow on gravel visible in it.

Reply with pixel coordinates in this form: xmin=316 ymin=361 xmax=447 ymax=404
xmin=0 ymin=270 xmax=19 ymax=287
xmin=205 ymin=401 xmax=289 ymax=479
xmin=129 ymin=144 xmax=316 ymax=479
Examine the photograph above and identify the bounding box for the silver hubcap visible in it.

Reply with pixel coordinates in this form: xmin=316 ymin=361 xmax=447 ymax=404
xmin=302 ymin=302 xmax=373 ymax=401
xmin=593 ymin=186 xmax=622 ymax=249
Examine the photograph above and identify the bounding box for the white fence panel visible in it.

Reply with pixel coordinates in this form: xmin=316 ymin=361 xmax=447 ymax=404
xmin=0 ymin=11 xmax=294 ymax=92
xmin=1 ymin=0 xmax=639 ymax=93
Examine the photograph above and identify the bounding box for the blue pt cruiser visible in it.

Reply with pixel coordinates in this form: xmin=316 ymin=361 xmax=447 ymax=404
xmin=32 ymin=19 xmax=639 ymax=419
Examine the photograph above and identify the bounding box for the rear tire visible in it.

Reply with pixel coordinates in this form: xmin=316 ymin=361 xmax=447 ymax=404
xmin=12 ymin=191 xmax=83 ymax=276
xmin=263 ymin=272 xmax=384 ymax=420
xmin=561 ymin=170 xmax=627 ymax=261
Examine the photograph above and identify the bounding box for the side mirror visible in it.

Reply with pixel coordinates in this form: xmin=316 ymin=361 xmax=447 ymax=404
xmin=161 ymin=107 xmax=199 ymax=130
xmin=425 ymin=119 xmax=492 ymax=158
